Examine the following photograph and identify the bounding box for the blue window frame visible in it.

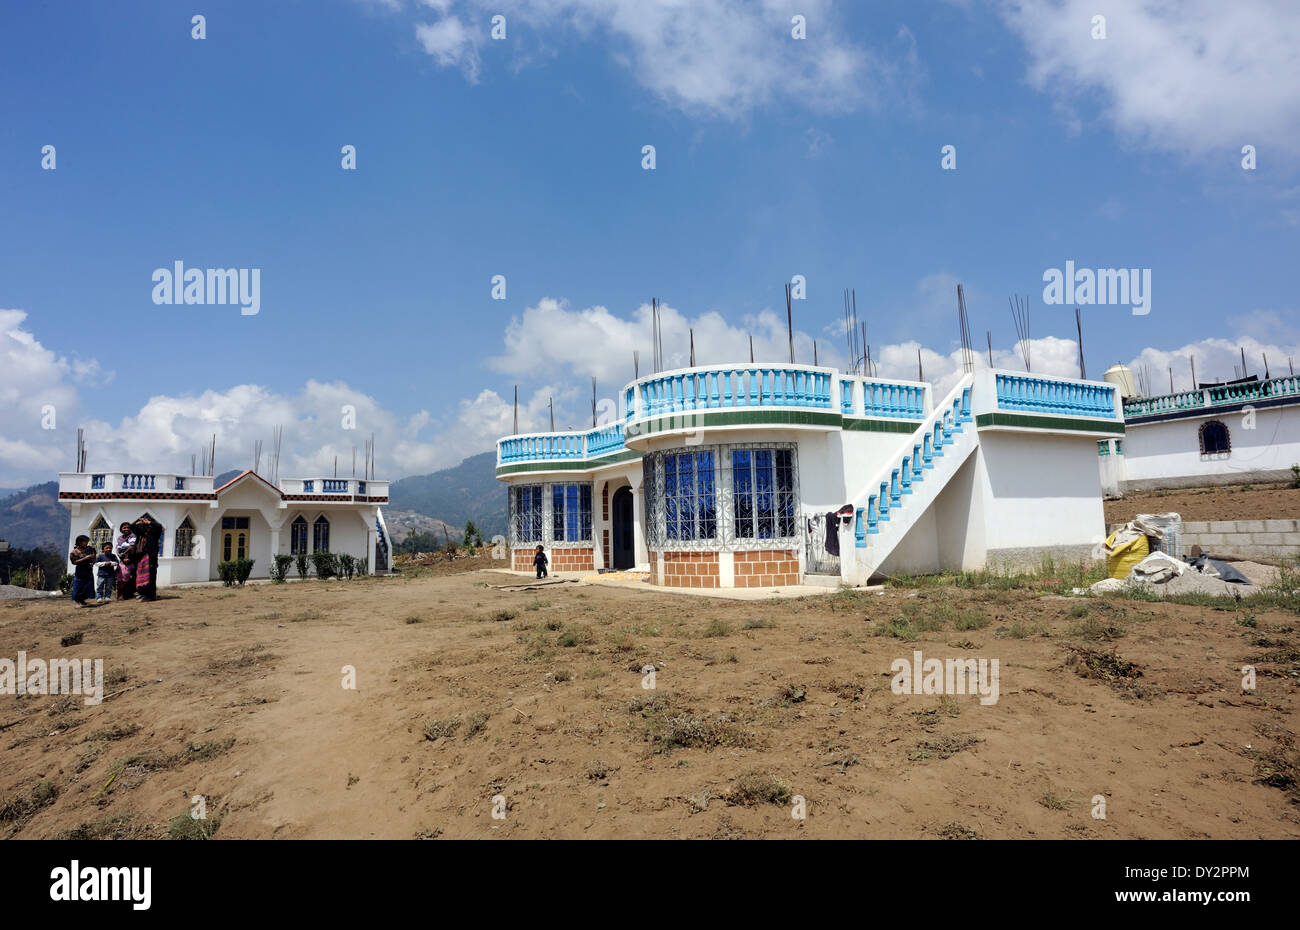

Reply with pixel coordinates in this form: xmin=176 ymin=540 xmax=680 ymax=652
xmin=664 ymin=451 xmax=716 ymax=541
xmin=291 ymin=515 xmax=309 ymax=555
xmin=733 ymin=448 xmax=794 ymax=539
xmin=551 ymin=483 xmax=593 ymax=542
xmin=512 ymin=485 xmax=543 ymax=543
xmin=313 ymin=515 xmax=330 ymax=552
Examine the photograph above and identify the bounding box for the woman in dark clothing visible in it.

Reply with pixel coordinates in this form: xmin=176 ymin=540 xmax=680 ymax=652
xmin=115 ymin=522 xmax=137 ymax=599
xmin=132 ymin=517 xmax=162 ymax=601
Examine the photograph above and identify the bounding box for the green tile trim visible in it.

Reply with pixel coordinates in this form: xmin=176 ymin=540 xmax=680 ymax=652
xmin=628 ymin=408 xmax=842 ymax=437
xmin=841 ymin=417 xmax=923 ymax=434
xmin=495 ymin=449 xmax=641 ymax=477
xmin=976 ymin=412 xmax=1126 ymax=434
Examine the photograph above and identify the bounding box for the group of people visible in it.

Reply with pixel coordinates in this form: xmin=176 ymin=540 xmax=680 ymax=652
xmin=68 ymin=517 xmax=164 ymax=607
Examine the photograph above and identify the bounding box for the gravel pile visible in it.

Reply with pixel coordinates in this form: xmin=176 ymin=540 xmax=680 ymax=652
xmin=0 ymin=584 xmax=60 ymax=600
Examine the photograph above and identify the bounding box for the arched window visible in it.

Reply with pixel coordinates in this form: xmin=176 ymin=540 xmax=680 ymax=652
xmin=136 ymin=513 xmax=164 ymax=557
xmin=174 ymin=517 xmax=195 ymax=557
xmin=1199 ymin=420 xmax=1230 ymax=456
xmin=313 ymin=515 xmax=330 ymax=553
xmin=89 ymin=516 xmax=112 ymax=551
xmin=290 ymin=515 xmax=309 ymax=555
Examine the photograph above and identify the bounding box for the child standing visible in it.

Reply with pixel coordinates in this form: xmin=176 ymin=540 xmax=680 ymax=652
xmin=95 ymin=543 xmax=119 ymax=603
xmin=533 ymin=544 xmax=548 ymax=579
xmin=69 ymin=535 xmax=96 ymax=607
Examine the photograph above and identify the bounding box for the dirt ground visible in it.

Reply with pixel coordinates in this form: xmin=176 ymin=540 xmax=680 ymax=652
xmin=1106 ymin=483 xmax=1300 ymax=524
xmin=2 ymin=562 xmax=1298 ymax=840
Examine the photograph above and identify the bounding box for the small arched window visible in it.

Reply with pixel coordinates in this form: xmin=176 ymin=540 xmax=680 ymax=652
xmin=290 ymin=515 xmax=309 ymax=555
xmin=89 ymin=516 xmax=112 ymax=551
xmin=1199 ymin=420 xmax=1230 ymax=456
xmin=136 ymin=513 xmax=164 ymax=557
xmin=174 ymin=517 xmax=195 ymax=557
xmin=313 ymin=515 xmax=330 ymax=553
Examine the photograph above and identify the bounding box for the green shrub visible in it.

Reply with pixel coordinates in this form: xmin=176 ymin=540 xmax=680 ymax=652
xmin=217 ymin=561 xmax=238 ymax=586
xmin=310 ymin=551 xmax=338 ymax=579
xmin=294 ymin=552 xmax=309 ymax=580
xmin=58 ymin=573 xmax=73 ymax=595
xmin=234 ymin=558 xmax=255 ymax=585
xmin=337 ymin=553 xmax=356 ymax=579
xmin=10 ymin=568 xmax=27 ymax=588
xmin=271 ymin=554 xmax=294 ymax=583
xmin=217 ymin=558 xmax=255 ymax=586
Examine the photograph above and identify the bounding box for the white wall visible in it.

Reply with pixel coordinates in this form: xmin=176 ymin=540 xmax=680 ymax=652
xmin=1120 ymin=405 xmax=1300 ymax=489
xmin=976 ymin=432 xmax=1105 ymax=551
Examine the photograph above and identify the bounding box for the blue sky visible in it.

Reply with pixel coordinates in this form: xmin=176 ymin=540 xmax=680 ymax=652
xmin=2 ymin=0 xmax=1298 ymax=485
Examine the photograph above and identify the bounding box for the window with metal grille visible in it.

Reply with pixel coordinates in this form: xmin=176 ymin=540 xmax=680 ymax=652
xmin=664 ymin=450 xmax=717 ymax=541
xmin=733 ymin=448 xmax=795 ymax=539
xmin=551 ymin=483 xmax=593 ymax=542
xmin=1199 ymin=420 xmax=1230 ymax=455
xmin=511 ymin=485 xmax=543 ymax=543
xmin=89 ymin=516 xmax=112 ymax=552
xmin=290 ymin=515 xmax=309 ymax=554
xmin=174 ymin=517 xmax=195 ymax=557
xmin=313 ymin=515 xmax=330 ymax=552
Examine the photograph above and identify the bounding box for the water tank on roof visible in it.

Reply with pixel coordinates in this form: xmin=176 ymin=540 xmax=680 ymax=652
xmin=1103 ymin=364 xmax=1138 ymax=399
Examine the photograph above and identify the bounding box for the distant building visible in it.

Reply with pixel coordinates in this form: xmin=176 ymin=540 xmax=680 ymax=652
xmin=496 ymin=365 xmax=1123 ymax=588
xmin=1099 ymin=375 xmax=1300 ymax=493
xmin=57 ymin=470 xmax=392 ymax=585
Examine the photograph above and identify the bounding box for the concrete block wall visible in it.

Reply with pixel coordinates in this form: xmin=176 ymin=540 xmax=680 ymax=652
xmin=1108 ymin=519 xmax=1300 ymax=560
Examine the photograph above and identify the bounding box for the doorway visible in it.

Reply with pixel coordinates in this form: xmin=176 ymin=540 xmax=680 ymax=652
xmin=611 ymin=486 xmax=635 ymax=570
xmin=221 ymin=515 xmax=250 ymax=562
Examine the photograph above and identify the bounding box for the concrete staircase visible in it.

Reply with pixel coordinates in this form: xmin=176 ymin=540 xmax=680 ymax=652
xmin=845 ymin=374 xmax=977 ymax=583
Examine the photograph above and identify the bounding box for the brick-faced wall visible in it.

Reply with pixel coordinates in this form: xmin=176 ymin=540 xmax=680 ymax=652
xmin=733 ymin=549 xmax=800 ymax=588
xmin=513 ymin=547 xmax=595 ymax=573
xmin=513 ymin=547 xmax=595 ymax=572
xmin=657 ymin=551 xmax=720 ymax=588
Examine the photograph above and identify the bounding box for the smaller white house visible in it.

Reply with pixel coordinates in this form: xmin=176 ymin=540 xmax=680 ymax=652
xmin=1100 ymin=374 xmax=1300 ymax=493
xmin=58 ymin=470 xmax=393 ymax=586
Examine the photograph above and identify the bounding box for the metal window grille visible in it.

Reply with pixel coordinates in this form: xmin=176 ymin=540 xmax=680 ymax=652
xmin=645 ymin=442 xmax=799 ymax=551
xmin=313 ymin=515 xmax=330 ymax=552
xmin=290 ymin=517 xmax=309 ymax=554
xmin=89 ymin=517 xmax=112 ymax=552
xmin=509 ymin=484 xmax=544 ymax=545
xmin=173 ymin=519 xmax=195 ymax=557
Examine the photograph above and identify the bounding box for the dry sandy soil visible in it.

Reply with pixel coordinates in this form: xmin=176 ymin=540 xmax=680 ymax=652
xmin=1106 ymin=483 xmax=1300 ymax=524
xmin=2 ymin=558 xmax=1298 ymax=840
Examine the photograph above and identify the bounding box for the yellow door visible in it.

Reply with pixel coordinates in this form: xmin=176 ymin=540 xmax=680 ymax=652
xmin=220 ymin=516 xmax=251 ymax=561
xmin=221 ymin=530 xmax=248 ymax=561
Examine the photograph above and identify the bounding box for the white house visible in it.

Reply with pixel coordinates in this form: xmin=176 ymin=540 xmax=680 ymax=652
xmin=58 ymin=470 xmax=393 ymax=585
xmin=1098 ymin=374 xmax=1300 ymax=494
xmin=496 ymin=364 xmax=1124 ymax=588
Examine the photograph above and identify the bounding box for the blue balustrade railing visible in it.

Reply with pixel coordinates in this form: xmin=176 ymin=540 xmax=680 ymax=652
xmin=323 ymin=479 xmax=349 ymax=493
xmin=631 ymin=366 xmax=833 ymax=419
xmin=499 ymin=424 xmax=623 ymax=465
xmin=123 ymin=473 xmax=155 ymax=490
xmin=91 ymin=474 xmax=105 ymax=490
xmin=995 ymin=374 xmax=1116 ymax=418
xmin=303 ymin=480 xmax=314 ymax=493
xmin=840 ymin=379 xmax=855 ymax=415
xmin=1122 ymin=374 xmax=1300 ymax=418
xmin=860 ymin=381 xmax=925 ymax=419
xmin=587 ymin=422 xmax=625 ymax=457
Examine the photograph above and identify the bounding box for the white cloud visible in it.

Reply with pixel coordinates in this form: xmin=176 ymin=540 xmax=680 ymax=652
xmin=415 ymin=15 xmax=481 ymax=81
xmin=999 ymin=0 xmax=1300 ymax=160
xmin=489 ymin=296 xmax=829 ymax=389
xmin=0 ymin=309 xmax=554 ymax=486
xmin=404 ymin=0 xmax=908 ymax=118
